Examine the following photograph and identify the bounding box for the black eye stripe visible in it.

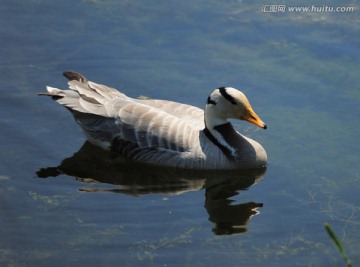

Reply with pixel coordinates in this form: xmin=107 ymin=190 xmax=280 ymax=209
xmin=206 ymin=96 xmax=217 ymax=105
xmin=219 ymin=87 xmax=237 ymax=105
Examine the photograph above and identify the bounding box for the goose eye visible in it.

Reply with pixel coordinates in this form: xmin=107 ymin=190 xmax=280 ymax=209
xmin=206 ymin=96 xmax=217 ymax=105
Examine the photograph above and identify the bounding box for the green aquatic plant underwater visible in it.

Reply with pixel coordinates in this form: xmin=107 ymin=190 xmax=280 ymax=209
xmin=324 ymin=223 xmax=352 ymax=267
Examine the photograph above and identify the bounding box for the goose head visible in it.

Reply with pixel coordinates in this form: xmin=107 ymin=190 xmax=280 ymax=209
xmin=204 ymin=87 xmax=267 ymax=130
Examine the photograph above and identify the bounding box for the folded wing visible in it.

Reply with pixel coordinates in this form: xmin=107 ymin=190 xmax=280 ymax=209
xmin=43 ymin=76 xmax=204 ymax=158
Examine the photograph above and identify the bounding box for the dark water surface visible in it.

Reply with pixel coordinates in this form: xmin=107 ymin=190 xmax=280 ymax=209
xmin=1 ymin=0 xmax=359 ymax=266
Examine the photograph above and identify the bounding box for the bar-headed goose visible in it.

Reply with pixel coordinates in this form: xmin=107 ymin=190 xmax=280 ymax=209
xmin=39 ymin=71 xmax=267 ymax=170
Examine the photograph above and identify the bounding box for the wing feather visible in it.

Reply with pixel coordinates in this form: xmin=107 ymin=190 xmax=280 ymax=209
xmin=134 ymin=99 xmax=204 ymax=129
xmin=88 ymin=81 xmax=126 ymax=100
xmin=109 ymin=100 xmax=199 ymax=152
xmin=43 ymin=72 xmax=205 ymax=160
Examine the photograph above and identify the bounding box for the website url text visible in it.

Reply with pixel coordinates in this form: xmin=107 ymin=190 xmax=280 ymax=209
xmin=261 ymin=5 xmax=355 ymax=13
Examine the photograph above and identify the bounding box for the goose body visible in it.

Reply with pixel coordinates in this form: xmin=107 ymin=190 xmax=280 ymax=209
xmin=40 ymin=71 xmax=267 ymax=170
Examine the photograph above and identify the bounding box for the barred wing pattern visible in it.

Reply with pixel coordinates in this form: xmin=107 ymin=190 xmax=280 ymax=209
xmin=45 ymin=79 xmax=213 ymax=168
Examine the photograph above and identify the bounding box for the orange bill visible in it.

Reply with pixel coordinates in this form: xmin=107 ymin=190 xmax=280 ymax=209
xmin=242 ymin=107 xmax=267 ymax=129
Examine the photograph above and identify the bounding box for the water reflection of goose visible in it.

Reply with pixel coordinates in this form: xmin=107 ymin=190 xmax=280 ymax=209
xmin=39 ymin=71 xmax=267 ymax=170
xmin=37 ymin=142 xmax=266 ymax=235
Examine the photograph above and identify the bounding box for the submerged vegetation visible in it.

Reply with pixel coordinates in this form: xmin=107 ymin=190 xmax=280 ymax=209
xmin=325 ymin=223 xmax=352 ymax=267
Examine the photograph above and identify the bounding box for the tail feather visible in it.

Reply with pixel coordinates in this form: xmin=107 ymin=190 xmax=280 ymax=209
xmin=38 ymin=71 xmax=125 ymax=116
xmin=41 ymin=86 xmax=88 ymax=113
xmin=64 ymin=70 xmax=125 ymax=100
xmin=63 ymin=71 xmax=87 ymax=83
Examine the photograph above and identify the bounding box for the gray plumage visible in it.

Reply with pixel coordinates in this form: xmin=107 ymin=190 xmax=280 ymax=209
xmin=39 ymin=71 xmax=267 ymax=170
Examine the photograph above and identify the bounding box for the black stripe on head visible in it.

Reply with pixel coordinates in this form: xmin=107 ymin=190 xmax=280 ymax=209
xmin=206 ymin=96 xmax=217 ymax=105
xmin=219 ymin=87 xmax=237 ymax=105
